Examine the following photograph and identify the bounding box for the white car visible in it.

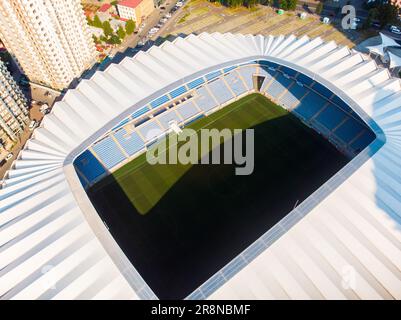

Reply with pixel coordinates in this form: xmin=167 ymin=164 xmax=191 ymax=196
xmin=390 ymin=25 xmax=401 ymax=34
xmin=165 ymin=13 xmax=172 ymax=18
xmin=29 ymin=120 xmax=37 ymax=131
xmin=176 ymin=2 xmax=183 ymax=7
xmin=5 ymin=153 xmax=13 ymax=161
xmin=149 ymin=27 xmax=159 ymax=34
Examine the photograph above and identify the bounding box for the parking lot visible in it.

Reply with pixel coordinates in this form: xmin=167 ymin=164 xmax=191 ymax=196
xmin=0 ymin=102 xmax=46 ymax=181
xmin=159 ymin=0 xmax=378 ymax=48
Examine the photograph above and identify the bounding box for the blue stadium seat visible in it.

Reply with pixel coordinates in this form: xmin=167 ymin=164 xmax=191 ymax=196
xmin=187 ymin=77 xmax=205 ymax=89
xmin=195 ymin=86 xmax=218 ymax=111
xmin=150 ymin=95 xmax=169 ymax=109
xmin=224 ymin=72 xmax=248 ymax=96
xmin=350 ymin=130 xmax=375 ymax=152
xmin=112 ymin=118 xmax=130 ymax=131
xmin=295 ymin=73 xmax=315 ymax=87
xmin=158 ymin=110 xmax=182 ymax=129
xmin=223 ymin=65 xmax=236 ymax=73
xmin=315 ymin=104 xmax=347 ymax=130
xmin=279 ymin=81 xmax=308 ymax=108
xmin=138 ymin=120 xmax=164 ymax=141
xmin=207 ymin=78 xmax=234 ymax=104
xmin=74 ymin=150 xmax=106 ymax=183
xmin=258 ymin=60 xmax=280 ymax=69
xmin=131 ymin=106 xmax=150 ymax=119
xmin=205 ymin=70 xmax=222 ymax=81
xmin=176 ymin=101 xmax=200 ymax=120
xmin=265 ymin=73 xmax=293 ymax=98
xmin=237 ymin=66 xmax=257 ymax=90
xmin=334 ymin=118 xmax=365 ymax=144
xmin=169 ymin=86 xmax=187 ymax=99
xmin=312 ymin=82 xmax=333 ymax=99
xmin=92 ymin=136 xmax=126 ymax=169
xmin=113 ymin=128 xmax=145 ymax=156
xmin=293 ymin=91 xmax=327 ymax=121
xmin=331 ymin=95 xmax=353 ymax=114
xmin=280 ymin=66 xmax=298 ymax=78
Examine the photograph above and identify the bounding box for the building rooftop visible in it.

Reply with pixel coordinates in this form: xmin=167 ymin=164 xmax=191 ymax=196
xmin=98 ymin=3 xmax=112 ymax=12
xmin=118 ymin=0 xmax=142 ymax=9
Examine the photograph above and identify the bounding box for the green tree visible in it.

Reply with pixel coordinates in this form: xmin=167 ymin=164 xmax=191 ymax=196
xmin=93 ymin=15 xmax=103 ymax=28
xmin=315 ymin=1 xmax=323 ymax=15
xmin=279 ymin=0 xmax=288 ymax=10
xmin=102 ymin=20 xmax=114 ymax=37
xmin=245 ymin=0 xmax=258 ymax=8
xmin=117 ymin=26 xmax=126 ymax=39
xmin=125 ymin=19 xmax=136 ymax=35
xmin=92 ymin=35 xmax=100 ymax=44
xmin=375 ymin=3 xmax=398 ymax=28
xmin=107 ymin=34 xmax=122 ymax=45
xmin=362 ymin=8 xmax=375 ymax=30
xmin=286 ymin=0 xmax=297 ymax=10
xmin=87 ymin=16 xmax=94 ymax=26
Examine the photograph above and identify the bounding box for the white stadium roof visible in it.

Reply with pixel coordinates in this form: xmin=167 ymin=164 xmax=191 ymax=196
xmin=1 ymin=33 xmax=401 ymax=300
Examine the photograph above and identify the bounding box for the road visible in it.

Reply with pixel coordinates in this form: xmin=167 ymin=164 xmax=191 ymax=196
xmin=111 ymin=0 xmax=180 ymax=56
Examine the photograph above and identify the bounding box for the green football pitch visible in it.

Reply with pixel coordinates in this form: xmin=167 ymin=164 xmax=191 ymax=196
xmin=88 ymin=93 xmax=348 ymax=299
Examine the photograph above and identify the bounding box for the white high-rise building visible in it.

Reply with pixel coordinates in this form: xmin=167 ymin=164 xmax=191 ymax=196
xmin=0 ymin=0 xmax=97 ymax=90
xmin=0 ymin=59 xmax=28 ymax=148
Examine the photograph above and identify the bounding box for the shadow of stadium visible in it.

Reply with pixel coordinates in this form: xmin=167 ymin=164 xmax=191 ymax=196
xmin=87 ymin=112 xmax=349 ymax=299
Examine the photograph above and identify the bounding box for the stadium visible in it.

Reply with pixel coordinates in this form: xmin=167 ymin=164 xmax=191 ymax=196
xmin=0 ymin=33 xmax=401 ymax=300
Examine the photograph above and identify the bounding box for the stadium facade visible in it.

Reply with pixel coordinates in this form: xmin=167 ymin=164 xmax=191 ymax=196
xmin=1 ymin=33 xmax=401 ymax=300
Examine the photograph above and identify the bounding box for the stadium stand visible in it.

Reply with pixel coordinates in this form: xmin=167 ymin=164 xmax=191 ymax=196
xmin=314 ymin=104 xmax=347 ymax=130
xmin=74 ymin=150 xmax=106 ymax=182
xmin=176 ymin=101 xmax=200 ymax=121
xmin=158 ymin=110 xmax=182 ymax=129
xmin=293 ymin=91 xmax=328 ymax=121
xmin=74 ymin=61 xmax=375 ymax=186
xmin=138 ymin=120 xmax=164 ymax=141
xmin=206 ymin=78 xmax=234 ymax=104
xmin=334 ymin=118 xmax=366 ymax=144
xmin=264 ymin=72 xmax=294 ymax=98
xmin=92 ymin=136 xmax=126 ymax=169
xmin=113 ymin=127 xmax=145 ymax=156
xmin=236 ymin=66 xmax=257 ymax=90
xmin=279 ymin=81 xmax=308 ymax=109
xmin=223 ymin=72 xmax=247 ymax=96
xmin=194 ymin=86 xmax=218 ymax=112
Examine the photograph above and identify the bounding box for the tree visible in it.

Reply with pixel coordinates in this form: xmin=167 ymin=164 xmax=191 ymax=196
xmin=93 ymin=15 xmax=103 ymax=28
xmin=287 ymin=0 xmax=297 ymax=10
xmin=102 ymin=20 xmax=114 ymax=37
xmin=117 ymin=26 xmax=126 ymax=40
xmin=375 ymin=3 xmax=398 ymax=28
xmin=279 ymin=0 xmax=288 ymax=9
xmin=245 ymin=0 xmax=258 ymax=7
xmin=315 ymin=1 xmax=323 ymax=15
xmin=362 ymin=8 xmax=375 ymax=30
xmin=87 ymin=16 xmax=94 ymax=26
xmin=125 ymin=19 xmax=136 ymax=35
xmin=107 ymin=34 xmax=122 ymax=45
xmin=92 ymin=35 xmax=100 ymax=44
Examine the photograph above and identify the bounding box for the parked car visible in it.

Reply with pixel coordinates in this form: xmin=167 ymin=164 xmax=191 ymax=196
xmin=5 ymin=153 xmax=13 ymax=161
xmin=165 ymin=13 xmax=172 ymax=18
xmin=176 ymin=1 xmax=183 ymax=7
xmin=29 ymin=120 xmax=37 ymax=131
xmin=390 ymin=25 xmax=401 ymax=34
